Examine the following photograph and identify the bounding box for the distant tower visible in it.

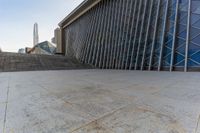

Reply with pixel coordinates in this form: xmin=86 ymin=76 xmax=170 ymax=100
xmin=33 ymin=23 xmax=39 ymax=46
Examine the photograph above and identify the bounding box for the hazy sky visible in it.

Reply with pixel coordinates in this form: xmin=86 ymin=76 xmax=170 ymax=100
xmin=0 ymin=0 xmax=84 ymax=52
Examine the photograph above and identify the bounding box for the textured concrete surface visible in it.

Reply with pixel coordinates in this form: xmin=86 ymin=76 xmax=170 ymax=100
xmin=0 ymin=70 xmax=200 ymax=133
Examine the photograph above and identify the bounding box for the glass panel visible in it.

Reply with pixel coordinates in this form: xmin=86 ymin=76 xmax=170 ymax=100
xmin=143 ymin=0 xmax=159 ymax=70
xmin=174 ymin=0 xmax=189 ymax=69
xmin=188 ymin=0 xmax=200 ymax=67
xmin=152 ymin=0 xmax=167 ymax=69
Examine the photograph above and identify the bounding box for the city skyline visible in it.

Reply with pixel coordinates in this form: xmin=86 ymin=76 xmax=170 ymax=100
xmin=0 ymin=0 xmax=83 ymax=52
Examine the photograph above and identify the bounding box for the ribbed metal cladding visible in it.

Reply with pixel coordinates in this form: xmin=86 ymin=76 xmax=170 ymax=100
xmin=63 ymin=0 xmax=200 ymax=72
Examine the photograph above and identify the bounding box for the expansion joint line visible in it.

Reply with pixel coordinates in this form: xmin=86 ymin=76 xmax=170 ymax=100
xmin=3 ymin=75 xmax=10 ymax=133
xmin=69 ymin=104 xmax=131 ymax=133
xmin=195 ymin=114 xmax=200 ymax=133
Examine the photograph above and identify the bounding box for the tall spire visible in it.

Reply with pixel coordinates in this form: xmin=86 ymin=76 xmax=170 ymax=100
xmin=33 ymin=23 xmax=39 ymax=46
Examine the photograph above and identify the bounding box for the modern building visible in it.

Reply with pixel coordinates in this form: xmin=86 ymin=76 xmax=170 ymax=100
xmin=18 ymin=48 xmax=25 ymax=54
xmin=59 ymin=0 xmax=200 ymax=72
xmin=52 ymin=28 xmax=62 ymax=54
xmin=27 ymin=41 xmax=56 ymax=55
xmin=33 ymin=23 xmax=39 ymax=46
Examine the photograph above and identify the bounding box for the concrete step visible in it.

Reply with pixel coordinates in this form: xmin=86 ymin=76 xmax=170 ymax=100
xmin=0 ymin=52 xmax=92 ymax=72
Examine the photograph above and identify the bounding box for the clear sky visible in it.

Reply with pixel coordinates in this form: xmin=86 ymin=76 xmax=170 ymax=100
xmin=0 ymin=0 xmax=84 ymax=52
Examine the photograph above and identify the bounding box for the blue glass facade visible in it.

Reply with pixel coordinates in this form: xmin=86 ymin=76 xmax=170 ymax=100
xmin=61 ymin=0 xmax=200 ymax=71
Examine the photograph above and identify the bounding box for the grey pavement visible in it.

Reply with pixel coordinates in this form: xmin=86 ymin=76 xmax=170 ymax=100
xmin=0 ymin=70 xmax=200 ymax=133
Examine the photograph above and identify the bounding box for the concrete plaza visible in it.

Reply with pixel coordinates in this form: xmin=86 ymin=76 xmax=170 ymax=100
xmin=0 ymin=70 xmax=200 ymax=133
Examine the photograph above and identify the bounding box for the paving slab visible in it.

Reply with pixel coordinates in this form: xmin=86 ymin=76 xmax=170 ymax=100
xmin=0 ymin=74 xmax=9 ymax=103
xmin=4 ymin=85 xmax=93 ymax=133
xmin=0 ymin=70 xmax=200 ymax=133
xmin=72 ymin=104 xmax=186 ymax=133
xmin=0 ymin=104 xmax=5 ymax=133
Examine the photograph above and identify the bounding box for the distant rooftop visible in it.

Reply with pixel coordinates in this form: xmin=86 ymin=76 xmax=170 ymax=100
xmin=27 ymin=41 xmax=56 ymax=55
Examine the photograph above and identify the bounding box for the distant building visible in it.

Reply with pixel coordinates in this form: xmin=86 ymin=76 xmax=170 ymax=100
xmin=52 ymin=28 xmax=62 ymax=54
xmin=18 ymin=48 xmax=25 ymax=53
xmin=0 ymin=47 xmax=2 ymax=52
xmin=27 ymin=41 xmax=56 ymax=55
xmin=25 ymin=47 xmax=32 ymax=54
xmin=33 ymin=23 xmax=39 ymax=46
xmin=51 ymin=37 xmax=55 ymax=44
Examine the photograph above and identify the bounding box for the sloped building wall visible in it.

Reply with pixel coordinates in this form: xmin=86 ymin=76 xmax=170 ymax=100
xmin=63 ymin=0 xmax=200 ymax=72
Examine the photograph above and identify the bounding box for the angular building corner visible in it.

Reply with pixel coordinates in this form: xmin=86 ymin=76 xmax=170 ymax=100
xmin=59 ymin=0 xmax=200 ymax=72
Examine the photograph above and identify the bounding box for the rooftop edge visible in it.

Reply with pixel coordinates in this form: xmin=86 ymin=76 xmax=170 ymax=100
xmin=58 ymin=0 xmax=101 ymax=28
